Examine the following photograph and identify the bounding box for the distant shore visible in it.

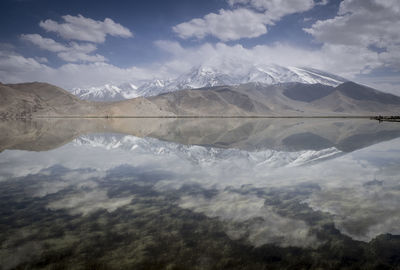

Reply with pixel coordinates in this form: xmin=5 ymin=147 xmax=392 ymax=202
xmin=30 ymin=115 xmax=399 ymax=120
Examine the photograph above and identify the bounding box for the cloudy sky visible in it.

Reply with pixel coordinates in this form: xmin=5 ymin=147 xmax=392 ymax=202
xmin=0 ymin=0 xmax=399 ymax=94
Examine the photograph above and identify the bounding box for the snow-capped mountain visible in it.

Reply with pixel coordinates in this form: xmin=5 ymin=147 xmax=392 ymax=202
xmin=74 ymin=134 xmax=342 ymax=168
xmin=71 ymin=65 xmax=347 ymax=101
xmin=134 ymin=79 xmax=172 ymax=97
xmin=71 ymin=83 xmax=139 ymax=102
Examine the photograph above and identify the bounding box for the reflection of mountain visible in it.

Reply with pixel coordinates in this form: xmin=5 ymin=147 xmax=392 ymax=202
xmin=1 ymin=118 xmax=400 ymax=153
xmin=74 ymin=134 xmax=342 ymax=167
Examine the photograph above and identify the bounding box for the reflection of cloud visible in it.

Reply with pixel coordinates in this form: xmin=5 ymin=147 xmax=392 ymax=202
xmin=0 ymin=242 xmax=42 ymax=270
xmin=306 ymin=175 xmax=400 ymax=242
xmin=179 ymin=191 xmax=320 ymax=248
xmin=47 ymin=190 xmax=134 ymax=215
xmin=32 ymin=169 xmax=104 ymax=197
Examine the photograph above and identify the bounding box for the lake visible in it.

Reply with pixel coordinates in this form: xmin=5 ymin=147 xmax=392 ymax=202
xmin=0 ymin=118 xmax=400 ymax=269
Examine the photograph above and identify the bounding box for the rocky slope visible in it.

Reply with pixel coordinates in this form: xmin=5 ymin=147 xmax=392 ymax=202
xmin=0 ymin=82 xmax=97 ymax=118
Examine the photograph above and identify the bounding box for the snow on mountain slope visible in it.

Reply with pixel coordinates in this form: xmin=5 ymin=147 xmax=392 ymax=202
xmin=135 ymin=79 xmax=172 ymax=97
xmin=72 ymin=83 xmax=139 ymax=102
xmin=71 ymin=65 xmax=347 ymax=101
xmin=74 ymin=134 xmax=342 ymax=168
xmin=244 ymin=65 xmax=345 ymax=86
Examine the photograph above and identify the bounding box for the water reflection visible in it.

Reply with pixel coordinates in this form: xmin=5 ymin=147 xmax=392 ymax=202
xmin=179 ymin=191 xmax=321 ymax=248
xmin=2 ymin=117 xmax=400 ymax=152
xmin=0 ymin=118 xmax=400 ymax=269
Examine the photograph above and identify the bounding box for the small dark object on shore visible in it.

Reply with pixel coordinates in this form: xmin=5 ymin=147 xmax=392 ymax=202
xmin=372 ymin=115 xmax=400 ymax=122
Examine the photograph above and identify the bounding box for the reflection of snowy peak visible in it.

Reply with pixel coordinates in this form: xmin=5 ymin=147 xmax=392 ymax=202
xmin=74 ymin=134 xmax=342 ymax=167
xmin=71 ymin=65 xmax=347 ymax=101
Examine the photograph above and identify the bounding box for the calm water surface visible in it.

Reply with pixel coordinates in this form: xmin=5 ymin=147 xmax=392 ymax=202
xmin=0 ymin=118 xmax=400 ymax=269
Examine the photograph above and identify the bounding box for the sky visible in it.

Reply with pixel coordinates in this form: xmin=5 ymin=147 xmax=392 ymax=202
xmin=0 ymin=0 xmax=399 ymax=94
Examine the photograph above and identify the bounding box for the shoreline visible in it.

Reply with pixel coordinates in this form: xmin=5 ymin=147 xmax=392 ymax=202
xmin=1 ymin=115 xmax=399 ymax=122
xmin=33 ymin=115 xmax=387 ymax=119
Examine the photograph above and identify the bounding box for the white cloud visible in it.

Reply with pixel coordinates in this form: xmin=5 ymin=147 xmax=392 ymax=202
xmin=0 ymin=50 xmax=52 ymax=81
xmin=174 ymin=0 xmax=317 ymax=41
xmin=34 ymin=57 xmax=48 ymax=63
xmin=305 ymin=0 xmax=400 ymax=48
xmin=304 ymin=0 xmax=400 ymax=70
xmin=68 ymin=42 xmax=97 ymax=53
xmin=21 ymin=34 xmax=106 ymax=63
xmin=173 ymin=8 xmax=268 ymax=41
xmin=57 ymin=51 xmax=106 ymax=63
xmin=40 ymin=14 xmax=133 ymax=43
xmin=0 ymin=51 xmax=154 ymax=89
xmin=20 ymin=15 xmax=133 ymax=64
xmin=21 ymin=34 xmax=68 ymax=52
xmin=228 ymin=0 xmax=315 ymax=20
xmin=154 ymin=40 xmax=379 ymax=78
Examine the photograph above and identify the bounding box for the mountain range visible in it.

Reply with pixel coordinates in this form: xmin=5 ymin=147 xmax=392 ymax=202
xmin=71 ymin=65 xmax=348 ymax=102
xmin=2 ymin=82 xmax=400 ymax=119
xmin=1 ymin=64 xmax=400 ymax=118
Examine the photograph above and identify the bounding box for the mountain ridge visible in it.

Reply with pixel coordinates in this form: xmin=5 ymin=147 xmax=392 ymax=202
xmin=71 ymin=65 xmax=348 ymax=102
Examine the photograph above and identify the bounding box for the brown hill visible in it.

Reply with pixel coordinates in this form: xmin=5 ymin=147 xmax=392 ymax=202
xmin=0 ymin=82 xmax=95 ymax=118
